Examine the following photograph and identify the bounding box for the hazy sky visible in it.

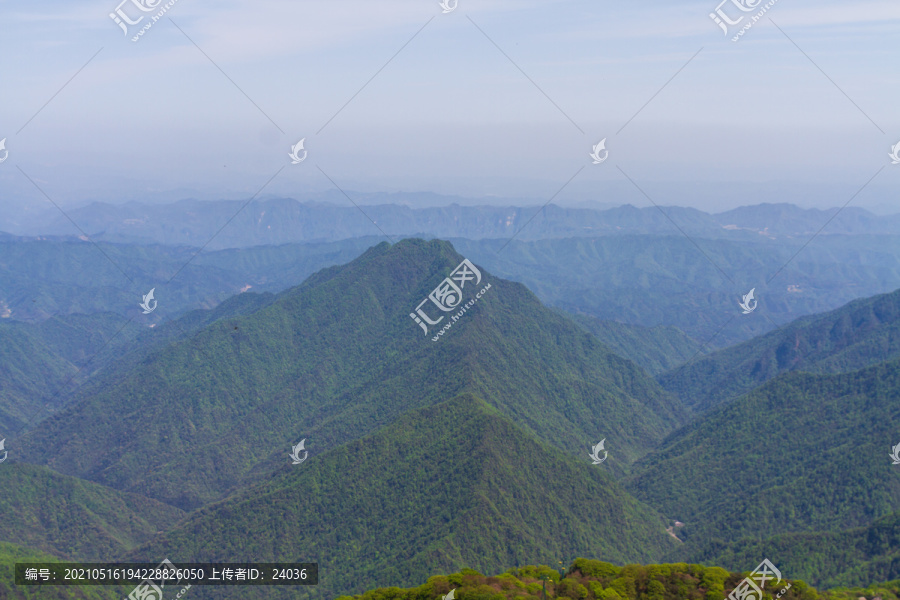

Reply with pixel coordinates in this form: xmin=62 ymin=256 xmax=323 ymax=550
xmin=0 ymin=0 xmax=898 ymax=212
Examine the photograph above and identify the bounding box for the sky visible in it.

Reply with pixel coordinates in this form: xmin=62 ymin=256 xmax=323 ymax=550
xmin=0 ymin=0 xmax=898 ymax=213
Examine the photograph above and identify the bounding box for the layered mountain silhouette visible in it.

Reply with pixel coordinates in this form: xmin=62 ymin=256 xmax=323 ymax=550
xmin=629 ymin=357 xmax=900 ymax=571
xmin=0 ymin=313 xmax=131 ymax=432
xmin=4 ymin=217 xmax=900 ymax=350
xmin=17 ymin=239 xmax=686 ymax=510
xmin=126 ymin=394 xmax=677 ymax=600
xmin=6 ymin=234 xmax=900 ymax=598
xmin=15 ymin=198 xmax=900 ymax=248
xmin=659 ymin=287 xmax=900 ymax=412
xmin=0 ymin=232 xmax=375 ymax=321
xmin=0 ymin=293 xmax=277 ymax=434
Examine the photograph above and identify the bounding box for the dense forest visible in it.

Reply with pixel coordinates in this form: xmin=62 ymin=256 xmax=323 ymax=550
xmin=336 ymin=560 xmax=900 ymax=600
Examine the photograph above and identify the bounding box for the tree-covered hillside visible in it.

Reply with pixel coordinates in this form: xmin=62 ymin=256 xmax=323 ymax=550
xmin=566 ymin=315 xmax=700 ymax=375
xmin=126 ymin=394 xmax=677 ymax=600
xmin=688 ymin=511 xmax=900 ymax=588
xmin=0 ymin=542 xmax=127 ymax=600
xmin=628 ymin=358 xmax=900 ymax=547
xmin=0 ymin=313 xmax=129 ymax=432
xmin=0 ymin=291 xmax=277 ymax=435
xmin=0 ymin=462 xmax=185 ymax=559
xmin=334 ymin=559 xmax=819 ymax=600
xmin=658 ymin=286 xmax=900 ymax=413
xmin=0 ymin=321 xmax=76 ymax=433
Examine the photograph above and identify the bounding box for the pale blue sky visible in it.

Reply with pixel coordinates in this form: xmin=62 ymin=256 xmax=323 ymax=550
xmin=0 ymin=0 xmax=898 ymax=212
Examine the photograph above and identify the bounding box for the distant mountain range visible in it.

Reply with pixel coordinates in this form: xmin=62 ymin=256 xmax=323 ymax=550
xmin=7 ymin=199 xmax=900 ymax=248
xmin=4 ymin=225 xmax=900 ymax=351
xmin=455 ymin=233 xmax=900 ymax=347
xmin=3 ymin=237 xmax=900 ymax=597
xmin=0 ymin=232 xmax=378 ymax=321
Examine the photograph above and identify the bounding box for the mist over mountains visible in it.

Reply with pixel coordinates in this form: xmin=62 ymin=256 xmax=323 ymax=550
xmin=2 ymin=201 xmax=900 ymax=599
xmin=3 ymin=201 xmax=899 ymax=351
xmin=5 ymin=198 xmax=900 ymax=247
xmin=4 ymin=0 xmax=897 ymax=594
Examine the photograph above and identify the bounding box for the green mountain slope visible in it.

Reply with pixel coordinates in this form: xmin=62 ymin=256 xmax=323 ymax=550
xmin=0 ymin=291 xmax=278 ymax=437
xmin=0 ymin=322 xmax=75 ymax=433
xmin=690 ymin=511 xmax=900 ymax=588
xmin=0 ymin=313 xmax=130 ymax=433
xmin=65 ymin=289 xmax=278 ymax=409
xmin=126 ymin=394 xmax=677 ymax=600
xmin=0 ymin=462 xmax=185 ymax=560
xmin=825 ymin=580 xmax=900 ymax=600
xmin=19 ymin=239 xmax=686 ymax=510
xmin=567 ymin=314 xmax=700 ymax=375
xmin=627 ymin=358 xmax=900 ymax=549
xmin=0 ymin=542 xmax=127 ymax=600
xmin=658 ymin=287 xmax=900 ymax=412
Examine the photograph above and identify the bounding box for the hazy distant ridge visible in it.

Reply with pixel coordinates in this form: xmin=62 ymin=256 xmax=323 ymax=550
xmin=12 ymin=199 xmax=900 ymax=249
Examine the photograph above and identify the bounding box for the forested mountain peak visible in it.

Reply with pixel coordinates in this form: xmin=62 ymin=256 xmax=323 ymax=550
xmin=17 ymin=239 xmax=684 ymax=510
